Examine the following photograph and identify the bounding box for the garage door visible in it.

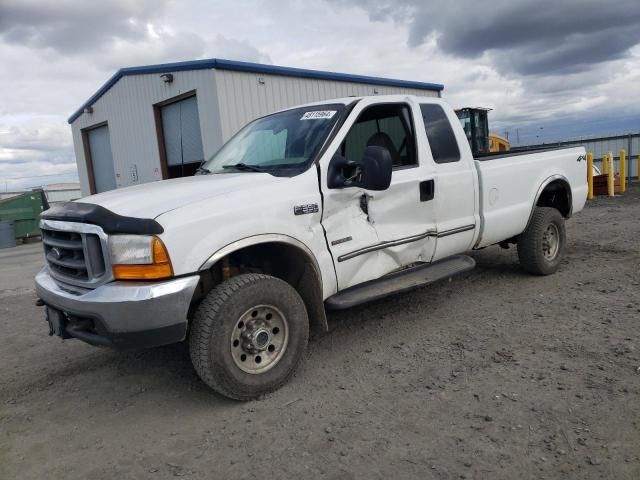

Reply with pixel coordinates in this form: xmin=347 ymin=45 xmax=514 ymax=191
xmin=87 ymin=125 xmax=116 ymax=193
xmin=161 ymin=95 xmax=204 ymax=178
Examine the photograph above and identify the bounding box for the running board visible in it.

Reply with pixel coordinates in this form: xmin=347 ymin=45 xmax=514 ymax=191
xmin=325 ymin=255 xmax=476 ymax=310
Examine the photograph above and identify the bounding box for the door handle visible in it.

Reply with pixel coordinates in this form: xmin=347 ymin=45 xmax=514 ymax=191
xmin=419 ymin=180 xmax=434 ymax=201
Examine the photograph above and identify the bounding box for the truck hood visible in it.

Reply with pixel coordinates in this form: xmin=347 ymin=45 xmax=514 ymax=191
xmin=80 ymin=173 xmax=283 ymax=219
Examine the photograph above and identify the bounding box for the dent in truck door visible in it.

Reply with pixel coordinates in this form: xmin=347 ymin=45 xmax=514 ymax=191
xmin=419 ymin=102 xmax=477 ymax=261
xmin=320 ymin=99 xmax=437 ymax=290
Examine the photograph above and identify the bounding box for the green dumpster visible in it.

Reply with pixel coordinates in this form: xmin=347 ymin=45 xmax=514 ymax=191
xmin=0 ymin=190 xmax=49 ymax=241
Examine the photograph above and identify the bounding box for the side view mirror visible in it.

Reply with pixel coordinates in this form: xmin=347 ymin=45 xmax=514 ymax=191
xmin=327 ymin=145 xmax=392 ymax=191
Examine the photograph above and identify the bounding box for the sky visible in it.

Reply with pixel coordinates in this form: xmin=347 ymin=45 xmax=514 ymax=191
xmin=1 ymin=0 xmax=639 ymax=190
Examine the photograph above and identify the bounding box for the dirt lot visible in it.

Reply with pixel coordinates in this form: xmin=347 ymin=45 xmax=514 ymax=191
xmin=1 ymin=186 xmax=639 ymax=480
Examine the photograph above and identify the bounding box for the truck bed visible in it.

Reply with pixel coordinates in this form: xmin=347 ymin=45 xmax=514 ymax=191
xmin=473 ymin=146 xmax=588 ymax=248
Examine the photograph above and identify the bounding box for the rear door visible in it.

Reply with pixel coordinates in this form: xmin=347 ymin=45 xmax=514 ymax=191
xmin=320 ymin=97 xmax=437 ymax=290
xmin=418 ymin=102 xmax=478 ymax=260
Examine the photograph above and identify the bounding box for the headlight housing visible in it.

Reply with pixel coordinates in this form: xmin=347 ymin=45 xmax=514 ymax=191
xmin=109 ymin=235 xmax=173 ymax=280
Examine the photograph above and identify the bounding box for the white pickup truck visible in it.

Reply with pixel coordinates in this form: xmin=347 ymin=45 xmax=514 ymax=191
xmin=36 ymin=95 xmax=587 ymax=399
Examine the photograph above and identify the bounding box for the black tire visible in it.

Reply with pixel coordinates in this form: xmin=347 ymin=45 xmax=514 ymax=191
xmin=517 ymin=207 xmax=566 ymax=275
xmin=189 ymin=273 xmax=309 ymax=400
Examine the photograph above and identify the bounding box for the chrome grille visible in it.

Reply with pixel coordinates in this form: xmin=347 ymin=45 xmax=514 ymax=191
xmin=40 ymin=220 xmax=111 ymax=288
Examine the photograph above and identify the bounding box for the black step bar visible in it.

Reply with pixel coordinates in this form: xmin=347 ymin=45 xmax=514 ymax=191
xmin=325 ymin=255 xmax=476 ymax=310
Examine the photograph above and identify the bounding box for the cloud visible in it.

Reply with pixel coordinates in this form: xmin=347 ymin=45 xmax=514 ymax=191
xmin=100 ymin=32 xmax=271 ymax=71
xmin=339 ymin=0 xmax=640 ymax=76
xmin=0 ymin=0 xmax=271 ymax=68
xmin=0 ymin=1 xmax=273 ymax=191
xmin=0 ymin=0 xmax=170 ymax=55
xmin=324 ymin=0 xmax=640 ymax=144
xmin=207 ymin=35 xmax=272 ymax=64
xmin=0 ymin=116 xmax=77 ymax=190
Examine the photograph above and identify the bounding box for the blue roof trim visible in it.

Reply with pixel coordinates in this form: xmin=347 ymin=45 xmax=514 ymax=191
xmin=68 ymin=58 xmax=444 ymax=124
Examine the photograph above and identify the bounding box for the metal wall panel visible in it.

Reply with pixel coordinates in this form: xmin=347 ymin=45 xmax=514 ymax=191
xmin=213 ymin=70 xmax=440 ymax=141
xmin=44 ymin=189 xmax=82 ymax=204
xmin=631 ymin=137 xmax=640 ymax=178
xmin=518 ymin=133 xmax=640 ymax=178
xmin=71 ymin=69 xmax=222 ymax=195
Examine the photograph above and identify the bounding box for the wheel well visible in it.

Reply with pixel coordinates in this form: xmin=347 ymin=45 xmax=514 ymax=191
xmin=536 ymin=179 xmax=572 ymax=218
xmin=194 ymin=242 xmax=328 ymax=334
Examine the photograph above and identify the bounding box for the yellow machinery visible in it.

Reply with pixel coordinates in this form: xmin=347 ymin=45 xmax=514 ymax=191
xmin=455 ymin=107 xmax=491 ymax=156
xmin=489 ymin=133 xmax=510 ymax=153
xmin=455 ymin=107 xmax=511 ymax=155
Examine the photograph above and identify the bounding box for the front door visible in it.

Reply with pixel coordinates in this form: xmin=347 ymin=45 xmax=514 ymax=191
xmin=320 ymin=98 xmax=437 ymax=290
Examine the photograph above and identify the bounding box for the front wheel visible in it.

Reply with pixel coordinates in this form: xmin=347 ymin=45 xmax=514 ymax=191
xmin=189 ymin=274 xmax=309 ymax=400
xmin=517 ymin=207 xmax=566 ymax=275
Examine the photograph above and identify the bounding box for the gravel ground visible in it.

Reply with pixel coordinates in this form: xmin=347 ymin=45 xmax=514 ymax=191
xmin=1 ymin=186 xmax=639 ymax=480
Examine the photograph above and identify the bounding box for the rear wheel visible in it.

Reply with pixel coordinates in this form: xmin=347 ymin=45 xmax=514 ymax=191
xmin=517 ymin=207 xmax=566 ymax=275
xmin=189 ymin=274 xmax=309 ymax=400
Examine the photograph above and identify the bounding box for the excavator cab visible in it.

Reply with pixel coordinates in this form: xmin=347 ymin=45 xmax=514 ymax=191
xmin=455 ymin=107 xmax=491 ymax=156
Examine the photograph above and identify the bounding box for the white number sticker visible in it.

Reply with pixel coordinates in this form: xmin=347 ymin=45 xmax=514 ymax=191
xmin=300 ymin=110 xmax=337 ymax=120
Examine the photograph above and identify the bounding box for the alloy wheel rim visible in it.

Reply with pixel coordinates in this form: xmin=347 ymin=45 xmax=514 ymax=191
xmin=542 ymin=224 xmax=560 ymax=261
xmin=230 ymin=304 xmax=289 ymax=374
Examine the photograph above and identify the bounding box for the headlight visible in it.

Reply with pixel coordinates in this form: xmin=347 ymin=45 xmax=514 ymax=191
xmin=109 ymin=235 xmax=173 ymax=280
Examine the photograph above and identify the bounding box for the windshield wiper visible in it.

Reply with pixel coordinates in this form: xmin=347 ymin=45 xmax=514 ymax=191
xmin=222 ymin=163 xmax=269 ymax=173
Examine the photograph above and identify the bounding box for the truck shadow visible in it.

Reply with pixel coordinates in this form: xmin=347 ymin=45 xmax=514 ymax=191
xmin=325 ymin=246 xmax=525 ymax=332
xmin=6 ymin=339 xmax=234 ymax=408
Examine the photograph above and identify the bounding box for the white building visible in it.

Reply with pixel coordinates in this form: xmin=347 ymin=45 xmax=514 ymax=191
xmin=0 ymin=182 xmax=81 ymax=204
xmin=68 ymin=58 xmax=444 ymax=196
xmin=41 ymin=183 xmax=82 ymax=205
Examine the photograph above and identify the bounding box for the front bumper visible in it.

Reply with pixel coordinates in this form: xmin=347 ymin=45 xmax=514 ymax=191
xmin=35 ymin=266 xmax=200 ymax=350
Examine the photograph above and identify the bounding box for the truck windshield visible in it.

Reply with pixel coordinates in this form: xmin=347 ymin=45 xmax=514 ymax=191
xmin=201 ymin=104 xmax=344 ymax=175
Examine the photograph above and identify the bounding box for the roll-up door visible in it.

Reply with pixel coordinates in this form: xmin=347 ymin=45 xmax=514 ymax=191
xmin=86 ymin=124 xmax=116 ymax=193
xmin=160 ymin=95 xmax=205 ymax=178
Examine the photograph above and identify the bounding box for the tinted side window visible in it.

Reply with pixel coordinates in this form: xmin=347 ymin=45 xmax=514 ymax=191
xmin=420 ymin=104 xmax=461 ymax=164
xmin=342 ymin=104 xmax=417 ymax=169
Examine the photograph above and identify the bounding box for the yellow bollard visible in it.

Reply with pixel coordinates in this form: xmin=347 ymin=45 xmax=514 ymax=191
xmin=607 ymin=154 xmax=615 ymax=197
xmin=620 ymin=149 xmax=626 ymax=193
xmin=587 ymin=152 xmax=594 ymax=200
xmin=602 ymin=153 xmax=609 ymax=174
xmin=609 ymin=151 xmax=614 ymax=175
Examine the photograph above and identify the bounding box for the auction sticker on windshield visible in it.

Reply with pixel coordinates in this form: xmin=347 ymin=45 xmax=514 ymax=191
xmin=300 ymin=110 xmax=337 ymax=120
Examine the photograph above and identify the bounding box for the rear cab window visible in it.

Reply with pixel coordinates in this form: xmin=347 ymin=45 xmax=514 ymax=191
xmin=420 ymin=104 xmax=461 ymax=164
